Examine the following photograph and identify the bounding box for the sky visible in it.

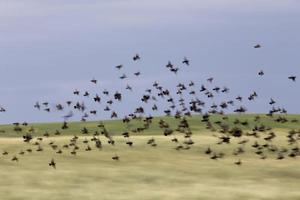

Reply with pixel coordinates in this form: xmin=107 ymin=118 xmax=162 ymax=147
xmin=0 ymin=0 xmax=300 ymax=124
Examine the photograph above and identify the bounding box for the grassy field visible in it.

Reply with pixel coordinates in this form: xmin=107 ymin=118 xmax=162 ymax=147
xmin=0 ymin=114 xmax=299 ymax=200
xmin=1 ymin=114 xmax=300 ymax=137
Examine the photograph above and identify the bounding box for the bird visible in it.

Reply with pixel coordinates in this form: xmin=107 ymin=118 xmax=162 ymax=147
xmin=133 ymin=54 xmax=140 ymax=61
xmin=120 ymin=74 xmax=127 ymax=79
xmin=63 ymin=111 xmax=74 ymax=121
xmin=269 ymin=98 xmax=276 ymax=105
xmin=236 ymin=96 xmax=243 ymax=102
xmin=11 ymin=156 xmax=18 ymax=162
xmin=205 ymin=147 xmax=212 ymax=154
xmin=234 ymin=159 xmax=242 ymax=165
xmin=134 ymin=71 xmax=141 ymax=76
xmin=34 ymin=102 xmax=40 ymax=110
xmin=207 ymin=77 xmax=213 ymax=83
xmin=115 ymin=65 xmax=123 ymax=70
xmin=166 ymin=61 xmax=173 ymax=68
xmin=49 ymin=158 xmax=56 ymax=169
xmin=73 ymin=90 xmax=80 ymax=95
xmin=182 ymin=57 xmax=190 ymax=65
xmin=94 ymin=95 xmax=101 ymax=102
xmin=91 ymin=78 xmax=97 ymax=84
xmin=288 ymin=76 xmax=296 ymax=81
xmin=254 ymin=44 xmax=261 ymax=48
xmin=83 ymin=91 xmax=90 ymax=97
xmin=0 ymin=107 xmax=6 ymax=112
xmin=258 ymin=70 xmax=264 ymax=76
xmin=112 ymin=155 xmax=119 ymax=161
xmin=126 ymin=85 xmax=133 ymax=91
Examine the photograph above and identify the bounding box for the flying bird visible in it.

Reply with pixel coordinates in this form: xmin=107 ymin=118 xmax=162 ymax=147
xmin=288 ymin=76 xmax=296 ymax=81
xmin=49 ymin=158 xmax=56 ymax=169
xmin=91 ymin=78 xmax=97 ymax=84
xmin=133 ymin=54 xmax=140 ymax=61
xmin=254 ymin=44 xmax=261 ymax=48
xmin=182 ymin=57 xmax=190 ymax=66
xmin=116 ymin=65 xmax=123 ymax=70
xmin=258 ymin=70 xmax=264 ymax=76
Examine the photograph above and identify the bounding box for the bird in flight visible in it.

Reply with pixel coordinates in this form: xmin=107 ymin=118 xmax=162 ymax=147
xmin=0 ymin=107 xmax=6 ymax=112
xmin=258 ymin=70 xmax=264 ymax=76
xmin=182 ymin=57 xmax=190 ymax=66
xmin=234 ymin=159 xmax=242 ymax=166
xmin=134 ymin=71 xmax=141 ymax=76
xmin=116 ymin=65 xmax=123 ymax=70
xmin=133 ymin=54 xmax=140 ymax=61
xmin=91 ymin=78 xmax=97 ymax=84
xmin=63 ymin=111 xmax=74 ymax=121
xmin=254 ymin=44 xmax=261 ymax=48
xmin=49 ymin=158 xmax=56 ymax=169
xmin=288 ymin=76 xmax=296 ymax=81
xmin=207 ymin=77 xmax=214 ymax=83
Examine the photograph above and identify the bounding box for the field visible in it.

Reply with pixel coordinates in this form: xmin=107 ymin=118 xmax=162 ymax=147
xmin=0 ymin=114 xmax=299 ymax=200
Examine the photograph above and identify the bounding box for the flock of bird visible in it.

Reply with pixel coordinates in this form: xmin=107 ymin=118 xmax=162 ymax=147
xmin=0 ymin=44 xmax=299 ymax=169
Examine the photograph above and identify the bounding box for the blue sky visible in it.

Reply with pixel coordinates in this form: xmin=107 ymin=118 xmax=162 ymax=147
xmin=0 ymin=0 xmax=300 ymax=124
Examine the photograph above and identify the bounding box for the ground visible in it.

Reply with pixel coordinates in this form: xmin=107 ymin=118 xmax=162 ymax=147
xmin=0 ymin=115 xmax=299 ymax=200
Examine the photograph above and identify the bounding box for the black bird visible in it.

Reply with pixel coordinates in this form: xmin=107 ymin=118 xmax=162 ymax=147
xmin=114 ymin=92 xmax=122 ymax=101
xmin=91 ymin=78 xmax=97 ymax=84
xmin=258 ymin=70 xmax=264 ymax=76
xmin=126 ymin=141 xmax=133 ymax=146
xmin=205 ymin=147 xmax=212 ymax=154
xmin=182 ymin=57 xmax=190 ymax=66
xmin=63 ymin=111 xmax=73 ymax=121
xmin=94 ymin=95 xmax=101 ymax=102
xmin=11 ymin=156 xmax=18 ymax=162
xmin=112 ymin=155 xmax=119 ymax=161
xmin=236 ymin=96 xmax=242 ymax=102
xmin=166 ymin=61 xmax=173 ymax=68
xmin=234 ymin=159 xmax=242 ymax=165
xmin=288 ymin=76 xmax=296 ymax=81
xmin=0 ymin=107 xmax=6 ymax=112
xmin=73 ymin=90 xmax=80 ymax=95
xmin=49 ymin=158 xmax=56 ymax=169
xmin=133 ymin=54 xmax=140 ymax=61
xmin=83 ymin=91 xmax=90 ymax=97
xmin=254 ymin=44 xmax=261 ymax=48
xmin=134 ymin=71 xmax=141 ymax=76
xmin=207 ymin=77 xmax=213 ymax=83
xmin=269 ymin=98 xmax=276 ymax=105
xmin=120 ymin=74 xmax=127 ymax=79
xmin=126 ymin=85 xmax=132 ymax=91
xmin=103 ymin=90 xmax=109 ymax=95
xmin=116 ymin=65 xmax=123 ymax=70
xmin=170 ymin=67 xmax=179 ymax=74
xmin=210 ymin=153 xmax=218 ymax=160
xmin=34 ymin=102 xmax=40 ymax=110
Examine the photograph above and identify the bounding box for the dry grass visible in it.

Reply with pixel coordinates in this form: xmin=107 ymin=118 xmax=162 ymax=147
xmin=0 ymin=132 xmax=299 ymax=200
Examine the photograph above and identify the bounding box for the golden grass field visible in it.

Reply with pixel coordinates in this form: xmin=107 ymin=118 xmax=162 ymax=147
xmin=0 ymin=128 xmax=299 ymax=200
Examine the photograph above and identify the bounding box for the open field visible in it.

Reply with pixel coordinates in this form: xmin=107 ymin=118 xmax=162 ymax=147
xmin=1 ymin=114 xmax=300 ymax=137
xmin=0 ymin=114 xmax=299 ymax=200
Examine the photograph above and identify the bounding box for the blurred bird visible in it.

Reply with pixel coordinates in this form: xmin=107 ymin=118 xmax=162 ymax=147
xmin=49 ymin=158 xmax=56 ymax=169
xmin=254 ymin=44 xmax=261 ymax=48
xmin=288 ymin=76 xmax=296 ymax=81
xmin=182 ymin=57 xmax=190 ymax=66
xmin=133 ymin=54 xmax=140 ymax=61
